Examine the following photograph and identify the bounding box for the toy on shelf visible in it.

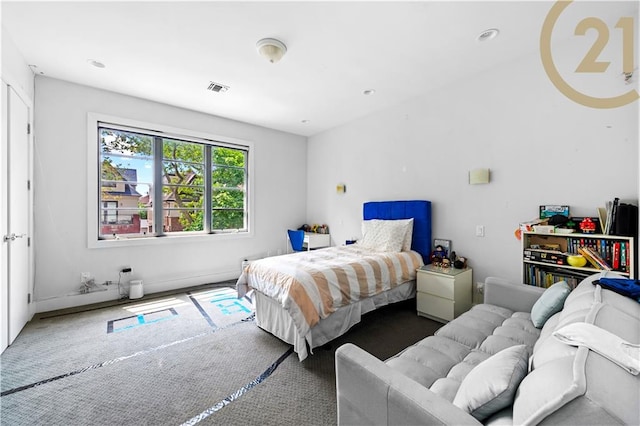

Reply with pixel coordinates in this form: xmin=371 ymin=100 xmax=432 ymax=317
xmin=579 ymin=217 xmax=596 ymax=234
xmin=298 ymin=223 xmax=330 ymax=234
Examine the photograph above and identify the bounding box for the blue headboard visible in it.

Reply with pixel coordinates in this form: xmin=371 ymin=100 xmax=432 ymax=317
xmin=363 ymin=200 xmax=432 ymax=262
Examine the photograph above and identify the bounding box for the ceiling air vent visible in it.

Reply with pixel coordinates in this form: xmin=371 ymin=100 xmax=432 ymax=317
xmin=207 ymin=81 xmax=230 ymax=93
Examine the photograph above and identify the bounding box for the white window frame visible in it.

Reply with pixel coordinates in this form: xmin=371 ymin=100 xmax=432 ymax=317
xmin=87 ymin=112 xmax=254 ymax=248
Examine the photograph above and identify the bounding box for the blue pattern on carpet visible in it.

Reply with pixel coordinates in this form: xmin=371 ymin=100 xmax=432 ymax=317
xmin=107 ymin=308 xmax=179 ymax=333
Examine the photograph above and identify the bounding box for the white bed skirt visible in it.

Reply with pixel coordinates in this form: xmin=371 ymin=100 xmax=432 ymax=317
xmin=254 ymin=281 xmax=416 ymax=361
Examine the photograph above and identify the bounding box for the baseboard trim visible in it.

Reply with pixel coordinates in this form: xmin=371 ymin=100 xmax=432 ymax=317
xmin=34 ymin=270 xmax=239 ymax=314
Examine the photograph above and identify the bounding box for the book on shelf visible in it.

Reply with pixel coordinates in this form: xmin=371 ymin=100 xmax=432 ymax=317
xmin=523 ymin=248 xmax=567 ymax=265
xmin=600 ymin=198 xmax=623 ymax=235
xmin=610 ymin=198 xmax=620 ymax=235
xmin=597 ymin=207 xmax=608 ymax=235
xmin=561 ymin=236 xmax=631 ymax=273
xmin=523 ymin=264 xmax=591 ymax=289
xmin=577 ymin=246 xmax=612 ymax=271
xmin=612 ymin=243 xmax=620 ymax=270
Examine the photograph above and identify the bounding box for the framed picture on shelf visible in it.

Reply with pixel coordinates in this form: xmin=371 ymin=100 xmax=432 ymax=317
xmin=433 ymin=239 xmax=451 ymax=259
xmin=539 ymin=205 xmax=570 ymax=219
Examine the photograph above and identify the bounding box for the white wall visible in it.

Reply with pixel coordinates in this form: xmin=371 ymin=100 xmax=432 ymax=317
xmin=307 ymin=42 xmax=639 ymax=288
xmin=1 ymin=28 xmax=34 ymax=100
xmin=34 ymin=77 xmax=307 ymax=311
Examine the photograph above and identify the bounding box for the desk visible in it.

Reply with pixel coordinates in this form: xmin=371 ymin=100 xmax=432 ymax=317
xmin=304 ymin=232 xmax=331 ymax=250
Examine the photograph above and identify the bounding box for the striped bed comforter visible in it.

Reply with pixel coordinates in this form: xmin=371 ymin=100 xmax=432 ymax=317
xmin=236 ymin=245 xmax=423 ymax=338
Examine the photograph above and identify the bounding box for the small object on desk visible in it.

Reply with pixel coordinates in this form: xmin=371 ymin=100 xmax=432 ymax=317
xmin=345 ymin=240 xmax=357 ymax=245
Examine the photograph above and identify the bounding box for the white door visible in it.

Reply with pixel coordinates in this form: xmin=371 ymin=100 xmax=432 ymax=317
xmin=1 ymin=81 xmax=8 ymax=352
xmin=1 ymin=84 xmax=31 ymax=350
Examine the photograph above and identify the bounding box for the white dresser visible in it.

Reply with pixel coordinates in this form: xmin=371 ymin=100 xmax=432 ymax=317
xmin=303 ymin=232 xmax=331 ymax=250
xmin=416 ymin=264 xmax=472 ymax=323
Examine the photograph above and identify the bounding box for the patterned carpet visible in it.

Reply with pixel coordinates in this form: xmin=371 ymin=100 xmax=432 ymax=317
xmin=0 ymin=283 xmax=441 ymax=425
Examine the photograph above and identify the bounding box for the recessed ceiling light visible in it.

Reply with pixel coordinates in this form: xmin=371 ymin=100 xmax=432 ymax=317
xmin=363 ymin=89 xmax=376 ymax=96
xmin=87 ymin=59 xmax=106 ymax=68
xmin=477 ymin=28 xmax=499 ymax=42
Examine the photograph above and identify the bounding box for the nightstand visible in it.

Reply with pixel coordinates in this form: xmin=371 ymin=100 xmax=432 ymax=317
xmin=416 ymin=264 xmax=472 ymax=323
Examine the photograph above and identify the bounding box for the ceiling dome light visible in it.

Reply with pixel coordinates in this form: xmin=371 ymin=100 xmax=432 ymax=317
xmin=477 ymin=28 xmax=499 ymax=42
xmin=256 ymin=38 xmax=287 ymax=63
xmin=363 ymin=89 xmax=376 ymax=95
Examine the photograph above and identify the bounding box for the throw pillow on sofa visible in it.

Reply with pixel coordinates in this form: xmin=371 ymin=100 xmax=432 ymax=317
xmin=530 ymin=281 xmax=571 ymax=328
xmin=453 ymin=344 xmax=529 ymax=421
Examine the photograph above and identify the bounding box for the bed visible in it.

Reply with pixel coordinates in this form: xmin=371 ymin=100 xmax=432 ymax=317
xmin=236 ymin=200 xmax=432 ymax=360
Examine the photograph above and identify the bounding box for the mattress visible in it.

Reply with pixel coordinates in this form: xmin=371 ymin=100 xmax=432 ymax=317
xmin=237 ymin=245 xmax=423 ymax=360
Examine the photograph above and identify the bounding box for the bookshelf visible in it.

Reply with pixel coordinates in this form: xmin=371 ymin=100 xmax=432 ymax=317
xmin=521 ymin=231 xmax=635 ymax=289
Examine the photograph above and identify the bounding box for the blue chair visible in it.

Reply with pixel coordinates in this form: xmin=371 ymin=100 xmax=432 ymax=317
xmin=287 ymin=229 xmax=305 ymax=252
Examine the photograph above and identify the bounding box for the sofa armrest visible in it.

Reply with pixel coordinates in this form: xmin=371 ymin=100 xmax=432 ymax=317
xmin=484 ymin=277 xmax=545 ymax=313
xmin=335 ymin=343 xmax=482 ymax=426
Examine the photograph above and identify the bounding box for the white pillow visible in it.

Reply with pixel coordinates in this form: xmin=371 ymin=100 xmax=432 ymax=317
xmin=400 ymin=218 xmax=414 ymax=251
xmin=453 ymin=345 xmax=529 ymax=421
xmin=358 ymin=219 xmax=412 ymax=252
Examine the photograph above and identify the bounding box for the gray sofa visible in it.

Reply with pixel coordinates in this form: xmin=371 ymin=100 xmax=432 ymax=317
xmin=335 ymin=274 xmax=640 ymax=425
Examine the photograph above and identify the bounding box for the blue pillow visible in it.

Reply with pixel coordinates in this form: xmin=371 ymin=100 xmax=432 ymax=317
xmin=530 ymin=281 xmax=571 ymax=328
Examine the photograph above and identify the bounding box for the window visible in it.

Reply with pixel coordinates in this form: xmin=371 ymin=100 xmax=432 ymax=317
xmin=97 ymin=122 xmax=249 ymax=240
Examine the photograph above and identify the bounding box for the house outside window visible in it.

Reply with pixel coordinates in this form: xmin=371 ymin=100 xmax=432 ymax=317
xmin=102 ymin=201 xmax=118 ymax=225
xmin=97 ymin=122 xmax=249 ymax=241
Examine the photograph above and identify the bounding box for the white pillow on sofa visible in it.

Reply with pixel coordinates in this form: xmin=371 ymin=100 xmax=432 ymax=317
xmin=453 ymin=345 xmax=529 ymax=421
xmin=359 ymin=219 xmax=413 ymax=252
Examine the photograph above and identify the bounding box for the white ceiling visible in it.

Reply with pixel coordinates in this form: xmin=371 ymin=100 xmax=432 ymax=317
xmin=2 ymin=1 xmax=637 ymax=137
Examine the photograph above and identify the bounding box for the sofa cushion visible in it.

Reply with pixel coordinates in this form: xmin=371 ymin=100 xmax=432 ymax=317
xmin=481 ymin=316 xmax=540 ymax=356
xmin=387 ymin=303 xmax=540 ymax=406
xmin=513 ymin=279 xmax=599 ymax=425
xmin=434 ymin=304 xmax=513 ymax=349
xmin=429 ymin=377 xmax=460 ymax=402
xmin=514 ymin=275 xmax=640 ymax=426
xmin=532 ymin=311 xmax=560 ymax=355
xmin=530 ymin=281 xmax=571 ymax=328
xmin=429 ymin=350 xmax=492 ymax=402
xmin=579 ymin=302 xmax=640 ymax=426
xmin=513 ymin=354 xmax=586 ymax=425
xmin=385 ymin=335 xmax=470 ymax=387
xmin=530 ymin=282 xmax=600 ymax=371
xmin=453 ymin=345 xmax=529 ymax=420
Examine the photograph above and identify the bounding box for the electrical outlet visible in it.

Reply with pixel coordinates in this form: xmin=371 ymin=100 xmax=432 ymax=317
xmin=475 ymin=225 xmax=485 ymax=237
xmin=477 ymin=281 xmax=484 ymax=294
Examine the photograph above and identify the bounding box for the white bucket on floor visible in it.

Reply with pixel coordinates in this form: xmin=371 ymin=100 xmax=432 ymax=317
xmin=129 ymin=280 xmax=144 ymax=299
